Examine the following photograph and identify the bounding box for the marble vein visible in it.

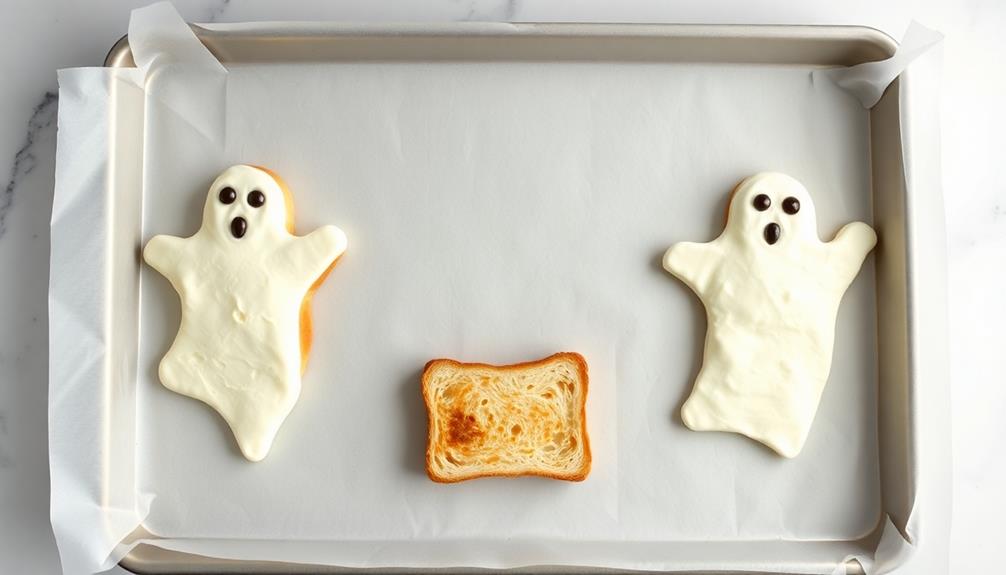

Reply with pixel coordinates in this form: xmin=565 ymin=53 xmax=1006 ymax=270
xmin=0 ymin=91 xmax=57 ymax=241
xmin=206 ymin=0 xmax=232 ymax=23
xmin=504 ymin=0 xmax=520 ymax=21
xmin=0 ymin=411 xmax=10 ymax=469
xmin=463 ymin=0 xmax=520 ymax=21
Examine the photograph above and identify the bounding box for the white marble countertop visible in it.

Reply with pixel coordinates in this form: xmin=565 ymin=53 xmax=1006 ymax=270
xmin=1 ymin=0 xmax=1002 ymax=573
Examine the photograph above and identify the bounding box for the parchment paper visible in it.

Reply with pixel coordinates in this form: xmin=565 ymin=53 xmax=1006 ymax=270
xmin=49 ymin=3 xmax=945 ymax=574
xmin=139 ymin=57 xmax=882 ymax=539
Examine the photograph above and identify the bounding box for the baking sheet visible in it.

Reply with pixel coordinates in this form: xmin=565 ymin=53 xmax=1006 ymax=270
xmin=49 ymin=3 xmax=946 ymax=574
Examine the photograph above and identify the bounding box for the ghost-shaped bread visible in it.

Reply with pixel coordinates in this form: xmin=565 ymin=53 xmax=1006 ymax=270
xmin=663 ymin=172 xmax=876 ymax=458
xmin=143 ymin=165 xmax=347 ymax=461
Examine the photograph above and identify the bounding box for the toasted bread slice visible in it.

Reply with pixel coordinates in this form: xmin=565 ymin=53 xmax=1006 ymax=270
xmin=423 ymin=352 xmax=591 ymax=483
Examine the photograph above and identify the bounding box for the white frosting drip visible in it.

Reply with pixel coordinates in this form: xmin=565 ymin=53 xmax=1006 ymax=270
xmin=144 ymin=165 xmax=347 ymax=461
xmin=663 ymin=172 xmax=876 ymax=458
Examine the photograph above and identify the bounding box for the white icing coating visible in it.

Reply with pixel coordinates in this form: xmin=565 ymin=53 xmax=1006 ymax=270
xmin=144 ymin=165 xmax=347 ymax=461
xmin=663 ymin=172 xmax=876 ymax=458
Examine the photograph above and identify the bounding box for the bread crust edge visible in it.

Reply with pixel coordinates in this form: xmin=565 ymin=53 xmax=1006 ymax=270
xmin=247 ymin=164 xmax=343 ymax=375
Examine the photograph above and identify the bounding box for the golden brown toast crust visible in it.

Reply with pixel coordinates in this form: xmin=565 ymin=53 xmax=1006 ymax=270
xmin=247 ymin=165 xmax=342 ymax=375
xmin=422 ymin=352 xmax=592 ymax=483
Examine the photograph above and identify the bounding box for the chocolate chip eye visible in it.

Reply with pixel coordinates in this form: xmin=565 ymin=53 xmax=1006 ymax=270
xmin=764 ymin=223 xmax=781 ymax=245
xmin=782 ymin=196 xmax=800 ymax=215
xmin=247 ymin=190 xmax=266 ymax=208
xmin=753 ymin=194 xmax=771 ymax=211
xmin=218 ymin=187 xmax=236 ymax=204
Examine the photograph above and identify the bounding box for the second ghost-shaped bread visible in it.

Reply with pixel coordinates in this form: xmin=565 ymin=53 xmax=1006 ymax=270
xmin=663 ymin=172 xmax=876 ymax=458
xmin=144 ymin=165 xmax=347 ymax=461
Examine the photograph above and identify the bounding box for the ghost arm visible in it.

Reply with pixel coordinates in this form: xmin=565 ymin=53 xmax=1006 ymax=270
xmin=284 ymin=225 xmax=349 ymax=286
xmin=662 ymin=240 xmax=717 ymax=297
xmin=143 ymin=235 xmax=189 ymax=285
xmin=827 ymin=221 xmax=878 ymax=286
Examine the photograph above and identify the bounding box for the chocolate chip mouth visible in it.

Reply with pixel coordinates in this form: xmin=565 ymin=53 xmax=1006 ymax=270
xmin=764 ymin=223 xmax=781 ymax=245
xmin=231 ymin=216 xmax=247 ymax=239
